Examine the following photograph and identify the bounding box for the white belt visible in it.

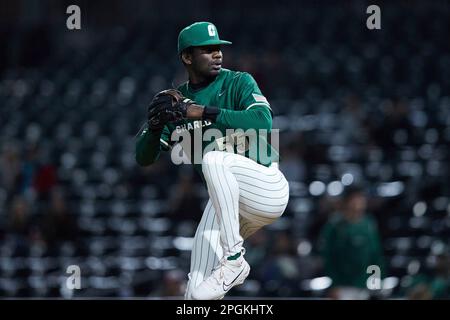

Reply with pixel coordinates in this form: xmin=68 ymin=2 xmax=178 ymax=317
xmin=270 ymin=162 xmax=279 ymax=169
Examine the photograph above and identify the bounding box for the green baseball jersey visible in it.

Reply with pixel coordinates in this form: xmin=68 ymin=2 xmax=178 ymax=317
xmin=157 ymin=68 xmax=279 ymax=174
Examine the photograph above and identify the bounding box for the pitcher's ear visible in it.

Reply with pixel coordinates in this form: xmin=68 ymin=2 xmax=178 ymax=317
xmin=181 ymin=48 xmax=193 ymax=65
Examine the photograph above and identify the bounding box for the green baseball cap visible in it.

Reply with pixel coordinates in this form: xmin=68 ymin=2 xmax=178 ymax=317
xmin=178 ymin=22 xmax=232 ymax=54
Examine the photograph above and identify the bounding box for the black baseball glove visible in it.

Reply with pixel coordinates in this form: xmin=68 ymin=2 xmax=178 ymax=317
xmin=147 ymin=89 xmax=195 ymax=131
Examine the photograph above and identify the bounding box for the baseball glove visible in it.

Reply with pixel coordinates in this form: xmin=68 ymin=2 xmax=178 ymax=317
xmin=147 ymin=89 xmax=195 ymax=130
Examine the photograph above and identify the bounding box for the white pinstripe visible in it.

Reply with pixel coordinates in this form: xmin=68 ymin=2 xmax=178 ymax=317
xmin=185 ymin=151 xmax=289 ymax=299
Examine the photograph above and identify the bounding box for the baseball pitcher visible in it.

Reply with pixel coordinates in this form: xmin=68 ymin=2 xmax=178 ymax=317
xmin=135 ymin=22 xmax=289 ymax=300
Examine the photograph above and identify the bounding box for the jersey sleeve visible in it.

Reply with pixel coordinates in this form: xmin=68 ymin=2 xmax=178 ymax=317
xmin=159 ymin=125 xmax=175 ymax=151
xmin=235 ymin=73 xmax=272 ymax=113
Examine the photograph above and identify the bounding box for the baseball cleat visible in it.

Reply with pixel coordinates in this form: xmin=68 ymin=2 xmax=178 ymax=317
xmin=191 ymin=250 xmax=250 ymax=300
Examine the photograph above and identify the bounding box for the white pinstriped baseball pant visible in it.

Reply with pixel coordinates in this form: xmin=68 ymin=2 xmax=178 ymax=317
xmin=185 ymin=151 xmax=290 ymax=299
